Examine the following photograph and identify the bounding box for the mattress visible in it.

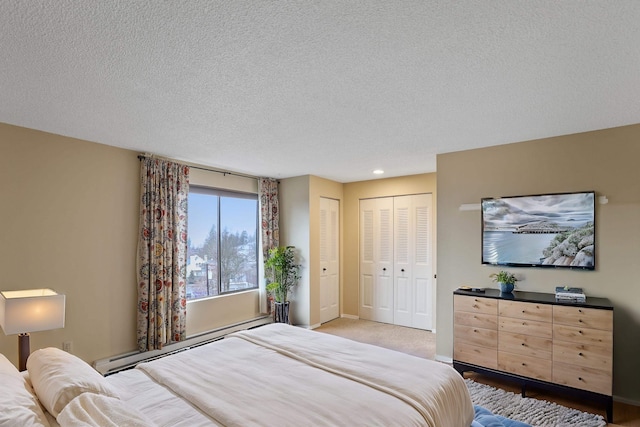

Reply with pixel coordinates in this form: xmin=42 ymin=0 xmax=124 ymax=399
xmin=106 ymin=323 xmax=475 ymax=426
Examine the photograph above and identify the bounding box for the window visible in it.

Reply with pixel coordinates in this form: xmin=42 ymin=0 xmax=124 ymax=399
xmin=186 ymin=186 xmax=258 ymax=300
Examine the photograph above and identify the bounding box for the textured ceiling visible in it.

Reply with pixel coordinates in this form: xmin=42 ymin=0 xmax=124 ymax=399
xmin=1 ymin=1 xmax=640 ymax=182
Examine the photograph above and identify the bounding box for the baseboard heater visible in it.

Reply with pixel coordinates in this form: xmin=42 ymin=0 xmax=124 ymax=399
xmin=94 ymin=315 xmax=272 ymax=376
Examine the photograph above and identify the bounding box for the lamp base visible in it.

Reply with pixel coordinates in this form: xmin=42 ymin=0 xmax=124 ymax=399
xmin=18 ymin=333 xmax=30 ymax=371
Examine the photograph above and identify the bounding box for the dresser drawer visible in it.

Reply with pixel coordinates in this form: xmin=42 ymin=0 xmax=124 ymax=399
xmin=553 ymin=324 xmax=612 ymax=347
xmin=553 ymin=340 xmax=612 ymax=371
xmin=553 ymin=362 xmax=612 ymax=395
xmin=454 ymin=341 xmax=497 ymax=369
xmin=499 ymin=300 xmax=552 ymax=322
xmin=455 ymin=325 xmax=498 ymax=348
xmin=553 ymin=306 xmax=613 ymax=331
xmin=454 ymin=295 xmax=498 ymax=315
xmin=498 ymin=331 xmax=552 ymax=359
xmin=498 ymin=351 xmax=552 ymax=382
xmin=455 ymin=311 xmax=498 ymax=330
xmin=499 ymin=317 xmax=552 ymax=339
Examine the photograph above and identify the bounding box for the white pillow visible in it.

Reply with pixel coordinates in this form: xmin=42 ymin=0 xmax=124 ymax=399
xmin=0 ymin=353 xmax=51 ymax=427
xmin=57 ymin=393 xmax=157 ymax=427
xmin=27 ymin=347 xmax=120 ymax=418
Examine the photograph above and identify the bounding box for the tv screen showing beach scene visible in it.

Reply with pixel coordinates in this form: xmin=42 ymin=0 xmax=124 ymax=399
xmin=481 ymin=191 xmax=595 ymax=270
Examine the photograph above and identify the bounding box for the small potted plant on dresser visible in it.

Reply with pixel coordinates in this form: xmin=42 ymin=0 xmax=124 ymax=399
xmin=265 ymin=246 xmax=301 ymax=324
xmin=490 ymin=270 xmax=518 ymax=293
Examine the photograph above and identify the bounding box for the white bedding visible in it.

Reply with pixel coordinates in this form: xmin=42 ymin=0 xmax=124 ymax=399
xmin=107 ymin=323 xmax=474 ymax=427
xmin=107 ymin=369 xmax=221 ymax=427
xmin=56 ymin=393 xmax=153 ymax=427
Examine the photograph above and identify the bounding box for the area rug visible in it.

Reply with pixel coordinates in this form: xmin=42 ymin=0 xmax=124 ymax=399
xmin=465 ymin=379 xmax=606 ymax=427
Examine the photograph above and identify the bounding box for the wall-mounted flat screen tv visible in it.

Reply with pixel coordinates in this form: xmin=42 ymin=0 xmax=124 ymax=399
xmin=481 ymin=191 xmax=595 ymax=270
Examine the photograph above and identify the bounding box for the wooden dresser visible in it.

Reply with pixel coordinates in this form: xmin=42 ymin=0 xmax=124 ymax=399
xmin=453 ymin=289 xmax=613 ymax=422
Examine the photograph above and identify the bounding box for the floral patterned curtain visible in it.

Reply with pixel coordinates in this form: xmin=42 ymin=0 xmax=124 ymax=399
xmin=258 ymin=178 xmax=279 ymax=313
xmin=137 ymin=157 xmax=189 ymax=351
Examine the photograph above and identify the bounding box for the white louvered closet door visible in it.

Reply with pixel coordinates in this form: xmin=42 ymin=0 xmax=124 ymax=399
xmin=359 ymin=197 xmax=394 ymax=324
xmin=393 ymin=194 xmax=433 ymax=330
xmin=360 ymin=194 xmax=433 ymax=329
xmin=320 ymin=197 xmax=340 ymax=324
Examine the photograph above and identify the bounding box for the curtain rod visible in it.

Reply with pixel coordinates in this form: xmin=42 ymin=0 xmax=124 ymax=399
xmin=137 ymin=154 xmax=260 ymax=180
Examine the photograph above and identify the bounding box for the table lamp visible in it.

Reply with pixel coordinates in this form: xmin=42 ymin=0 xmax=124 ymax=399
xmin=0 ymin=289 xmax=66 ymax=371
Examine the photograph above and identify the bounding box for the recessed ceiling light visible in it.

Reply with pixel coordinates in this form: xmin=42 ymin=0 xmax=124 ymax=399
xmin=373 ymin=169 xmax=384 ymax=175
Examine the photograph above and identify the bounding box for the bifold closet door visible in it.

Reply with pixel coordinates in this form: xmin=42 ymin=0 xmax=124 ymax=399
xmin=320 ymin=197 xmax=340 ymax=324
xmin=360 ymin=194 xmax=434 ymax=330
xmin=393 ymin=194 xmax=433 ymax=330
xmin=359 ymin=197 xmax=394 ymax=324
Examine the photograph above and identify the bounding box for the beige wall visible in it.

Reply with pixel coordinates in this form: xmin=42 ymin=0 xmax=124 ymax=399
xmin=342 ymin=174 xmax=437 ymax=317
xmin=278 ymin=175 xmax=343 ymax=328
xmin=279 ymin=175 xmax=311 ymax=326
xmin=0 ymin=123 xmax=262 ymax=367
xmin=436 ymin=124 xmax=640 ymax=403
xmin=0 ymin=123 xmax=140 ymax=365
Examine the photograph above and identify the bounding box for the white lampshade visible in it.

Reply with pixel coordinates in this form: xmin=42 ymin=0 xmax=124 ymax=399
xmin=0 ymin=289 xmax=66 ymax=335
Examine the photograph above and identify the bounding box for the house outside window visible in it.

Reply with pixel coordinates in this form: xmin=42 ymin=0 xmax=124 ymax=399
xmin=187 ymin=186 xmax=258 ymax=300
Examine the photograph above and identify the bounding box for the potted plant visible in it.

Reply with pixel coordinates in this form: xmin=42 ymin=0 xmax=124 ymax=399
xmin=265 ymin=246 xmax=301 ymax=324
xmin=490 ymin=270 xmax=518 ymax=293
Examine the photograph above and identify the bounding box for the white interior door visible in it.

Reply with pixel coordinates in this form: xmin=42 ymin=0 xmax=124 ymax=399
xmin=393 ymin=196 xmax=412 ymax=327
xmin=320 ymin=197 xmax=339 ymax=323
xmin=409 ymin=194 xmax=433 ymax=330
xmin=376 ymin=199 xmax=394 ymax=324
xmin=360 ymin=197 xmax=394 ymax=324
xmin=359 ymin=199 xmax=375 ymax=321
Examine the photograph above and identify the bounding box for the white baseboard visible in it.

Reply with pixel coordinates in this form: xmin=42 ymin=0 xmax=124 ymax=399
xmin=435 ymin=354 xmax=453 ymax=364
xmin=94 ymin=315 xmax=271 ymax=375
xmin=341 ymin=313 xmax=359 ymax=320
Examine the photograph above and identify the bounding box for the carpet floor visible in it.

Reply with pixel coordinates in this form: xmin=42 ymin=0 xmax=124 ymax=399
xmin=314 ymin=317 xmax=436 ymax=359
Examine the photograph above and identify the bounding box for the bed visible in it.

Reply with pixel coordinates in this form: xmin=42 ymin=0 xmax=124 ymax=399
xmin=0 ymin=323 xmax=526 ymax=426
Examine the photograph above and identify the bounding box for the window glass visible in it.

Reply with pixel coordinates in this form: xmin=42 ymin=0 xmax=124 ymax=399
xmin=187 ymin=187 xmax=258 ymax=299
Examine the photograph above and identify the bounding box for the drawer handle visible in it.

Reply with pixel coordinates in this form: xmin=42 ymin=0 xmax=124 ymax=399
xmin=521 ymin=343 xmax=526 ymax=347
xmin=579 ymin=309 xmax=583 ymax=313
xmin=521 ymin=322 xmax=526 ymax=326
xmin=578 ymin=352 xmax=583 ymax=356
xmin=579 ymin=330 xmax=583 ymax=334
xmin=521 ymin=363 xmax=526 ymax=366
xmin=578 ymin=377 xmax=584 ymax=381
xmin=473 ymin=329 xmax=478 ymax=333
xmin=579 ymin=319 xmax=583 ymax=323
xmin=522 ymin=310 xmax=525 ymax=313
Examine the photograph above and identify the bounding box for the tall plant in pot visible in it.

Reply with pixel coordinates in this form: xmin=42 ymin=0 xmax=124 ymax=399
xmin=265 ymin=246 xmax=301 ymax=324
